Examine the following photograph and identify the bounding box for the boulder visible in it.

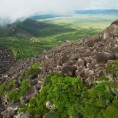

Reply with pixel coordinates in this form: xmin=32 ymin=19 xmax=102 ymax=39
xmin=96 ymin=52 xmax=116 ymax=63
xmin=20 ymin=113 xmax=33 ymax=118
xmin=46 ymin=101 xmax=57 ymax=110
xmin=25 ymin=86 xmax=38 ymax=100
xmin=77 ymin=59 xmax=86 ymax=67
xmin=85 ymin=37 xmax=97 ymax=47
xmin=61 ymin=65 xmax=77 ymax=76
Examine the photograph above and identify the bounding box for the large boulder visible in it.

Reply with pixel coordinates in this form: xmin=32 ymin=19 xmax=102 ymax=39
xmin=61 ymin=65 xmax=77 ymax=76
xmin=85 ymin=37 xmax=99 ymax=47
xmin=96 ymin=52 xmax=116 ymax=63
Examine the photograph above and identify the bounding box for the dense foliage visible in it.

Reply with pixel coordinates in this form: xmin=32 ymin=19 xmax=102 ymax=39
xmin=19 ymin=74 xmax=118 ymax=118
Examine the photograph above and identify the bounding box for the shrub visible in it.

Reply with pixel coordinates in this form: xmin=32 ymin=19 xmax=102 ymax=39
xmin=19 ymin=74 xmax=87 ymax=117
xmin=7 ymin=79 xmax=31 ymax=102
xmin=21 ymin=62 xmax=41 ymax=79
xmin=19 ymin=74 xmax=118 ymax=117
xmin=0 ymin=80 xmax=17 ymax=96
xmin=105 ymin=60 xmax=118 ymax=78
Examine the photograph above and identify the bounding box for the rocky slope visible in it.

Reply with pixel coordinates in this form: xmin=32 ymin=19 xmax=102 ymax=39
xmin=0 ymin=20 xmax=118 ymax=117
xmin=0 ymin=48 xmax=15 ymax=77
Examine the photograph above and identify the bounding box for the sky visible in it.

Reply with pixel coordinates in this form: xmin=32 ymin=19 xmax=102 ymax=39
xmin=0 ymin=0 xmax=118 ymax=24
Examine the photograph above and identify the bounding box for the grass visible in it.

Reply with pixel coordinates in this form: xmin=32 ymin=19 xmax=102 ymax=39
xmin=42 ymin=14 xmax=118 ymax=29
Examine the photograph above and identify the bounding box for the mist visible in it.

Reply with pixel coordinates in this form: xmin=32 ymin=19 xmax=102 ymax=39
xmin=0 ymin=0 xmax=118 ymax=25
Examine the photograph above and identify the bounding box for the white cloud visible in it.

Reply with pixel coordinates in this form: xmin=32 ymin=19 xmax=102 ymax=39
xmin=0 ymin=0 xmax=118 ymax=23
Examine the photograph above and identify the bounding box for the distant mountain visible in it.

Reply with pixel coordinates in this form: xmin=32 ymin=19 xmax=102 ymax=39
xmin=31 ymin=14 xmax=61 ymax=20
xmin=0 ymin=18 xmax=74 ymax=38
xmin=75 ymin=9 xmax=118 ymax=15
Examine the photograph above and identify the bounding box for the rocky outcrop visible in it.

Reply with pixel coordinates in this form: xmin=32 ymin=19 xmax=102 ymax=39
xmin=38 ymin=20 xmax=118 ymax=84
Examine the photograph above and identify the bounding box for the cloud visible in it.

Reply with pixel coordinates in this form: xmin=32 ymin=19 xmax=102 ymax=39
xmin=0 ymin=0 xmax=118 ymax=24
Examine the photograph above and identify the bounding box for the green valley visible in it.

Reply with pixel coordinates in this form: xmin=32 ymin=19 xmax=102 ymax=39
xmin=0 ymin=14 xmax=117 ymax=59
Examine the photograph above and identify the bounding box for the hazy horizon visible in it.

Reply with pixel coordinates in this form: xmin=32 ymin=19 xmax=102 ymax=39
xmin=0 ymin=0 xmax=118 ymax=25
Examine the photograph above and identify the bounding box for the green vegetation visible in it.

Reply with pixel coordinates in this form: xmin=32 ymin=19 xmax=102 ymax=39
xmin=0 ymin=80 xmax=16 ymax=96
xmin=19 ymin=74 xmax=118 ymax=118
xmin=0 ymin=79 xmax=31 ymax=102
xmin=7 ymin=79 xmax=31 ymax=102
xmin=55 ymin=28 xmax=99 ymax=41
xmin=0 ymin=60 xmax=118 ymax=117
xmin=105 ymin=60 xmax=118 ymax=78
xmin=16 ymin=19 xmax=74 ymax=37
xmin=43 ymin=14 xmax=118 ymax=30
xmin=0 ymin=62 xmax=41 ymax=102
xmin=0 ymin=19 xmax=75 ymax=59
xmin=6 ymin=62 xmax=41 ymax=102
xmin=21 ymin=62 xmax=41 ymax=79
xmin=0 ymin=14 xmax=118 ymax=117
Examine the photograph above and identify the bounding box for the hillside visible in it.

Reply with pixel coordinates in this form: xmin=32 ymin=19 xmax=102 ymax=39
xmin=0 ymin=20 xmax=118 ymax=118
xmin=0 ymin=19 xmax=74 ymax=38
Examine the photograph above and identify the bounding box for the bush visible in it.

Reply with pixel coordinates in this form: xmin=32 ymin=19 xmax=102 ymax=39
xmin=105 ymin=60 xmax=118 ymax=78
xmin=0 ymin=80 xmax=17 ymax=96
xmin=7 ymin=79 xmax=31 ymax=102
xmin=21 ymin=62 xmax=41 ymax=79
xmin=19 ymin=74 xmax=118 ymax=117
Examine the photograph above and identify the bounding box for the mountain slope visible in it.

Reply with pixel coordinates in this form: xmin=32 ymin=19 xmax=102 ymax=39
xmin=0 ymin=20 xmax=118 ymax=117
xmin=0 ymin=19 xmax=75 ymax=38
